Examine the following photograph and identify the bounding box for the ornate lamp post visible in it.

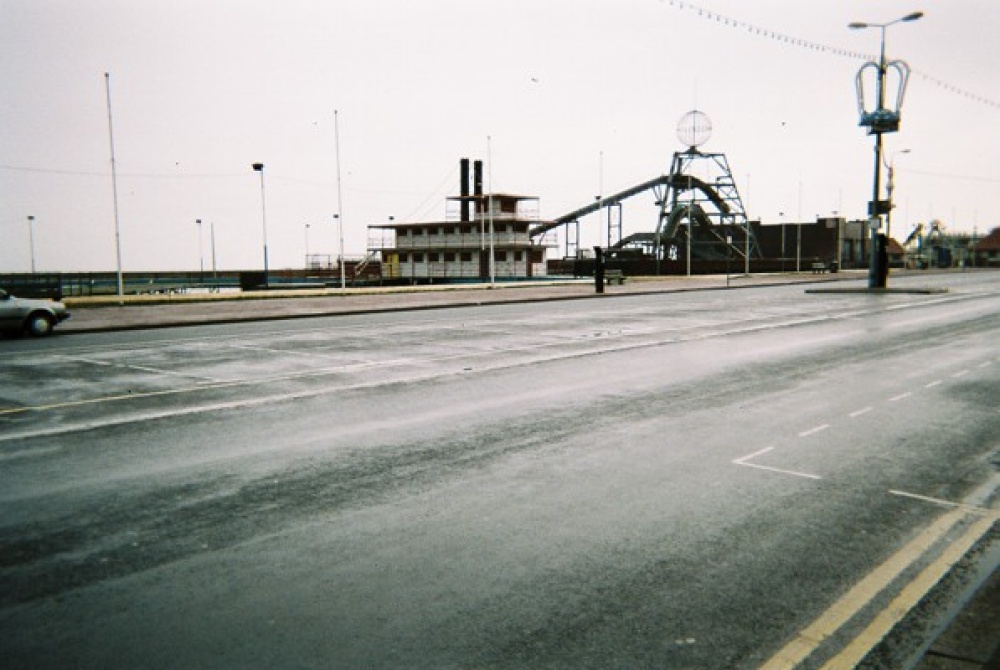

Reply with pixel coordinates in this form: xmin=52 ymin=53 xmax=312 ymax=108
xmin=850 ymin=11 xmax=922 ymax=288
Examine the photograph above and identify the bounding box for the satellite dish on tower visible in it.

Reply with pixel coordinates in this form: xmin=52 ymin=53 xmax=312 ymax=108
xmin=677 ymin=110 xmax=712 ymax=151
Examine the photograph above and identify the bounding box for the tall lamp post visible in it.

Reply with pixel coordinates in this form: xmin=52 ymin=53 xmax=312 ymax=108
xmin=251 ymin=163 xmax=268 ymax=288
xmin=27 ymin=215 xmax=36 ymax=273
xmin=850 ymin=11 xmax=922 ymax=289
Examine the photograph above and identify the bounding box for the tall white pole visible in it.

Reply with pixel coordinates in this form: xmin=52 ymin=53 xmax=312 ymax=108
xmin=745 ymin=173 xmax=751 ymax=275
xmin=196 ymin=218 xmax=204 ymax=281
xmin=27 ymin=215 xmax=36 ymax=273
xmin=686 ymin=178 xmax=693 ymax=277
xmin=334 ymin=109 xmax=346 ymax=290
xmin=104 ymin=73 xmax=124 ymax=298
xmin=251 ymin=163 xmax=268 ymax=287
xmin=488 ymin=135 xmax=495 ymax=287
xmin=210 ymin=221 xmax=217 ymax=282
xmin=598 ymin=150 xmax=604 ymax=247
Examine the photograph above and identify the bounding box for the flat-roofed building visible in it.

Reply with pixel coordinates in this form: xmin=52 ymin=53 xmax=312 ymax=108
xmin=368 ymin=159 xmax=554 ymax=282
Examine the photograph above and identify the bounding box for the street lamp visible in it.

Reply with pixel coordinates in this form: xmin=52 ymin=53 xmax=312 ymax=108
xmin=27 ymin=215 xmax=36 ymax=273
xmin=883 ymin=149 xmax=911 ymax=240
xmin=251 ymin=163 xmax=268 ymax=288
xmin=850 ymin=10 xmax=922 ymax=288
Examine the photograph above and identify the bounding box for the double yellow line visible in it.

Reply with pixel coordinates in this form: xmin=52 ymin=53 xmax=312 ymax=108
xmin=761 ymin=506 xmax=998 ymax=669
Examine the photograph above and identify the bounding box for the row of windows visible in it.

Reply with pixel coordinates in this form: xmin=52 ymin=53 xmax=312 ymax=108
xmin=399 ymin=251 xmax=527 ymax=263
xmin=401 ymin=224 xmax=525 ymax=236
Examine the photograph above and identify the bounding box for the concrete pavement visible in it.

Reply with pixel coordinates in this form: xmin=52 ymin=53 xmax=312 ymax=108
xmin=59 ymin=272 xmax=852 ymax=334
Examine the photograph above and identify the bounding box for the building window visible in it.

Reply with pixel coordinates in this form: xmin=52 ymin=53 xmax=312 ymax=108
xmin=515 ymin=251 xmax=524 ymax=262
xmin=462 ymin=226 xmax=472 ymax=235
xmin=413 ymin=253 xmax=424 ymax=263
xmin=460 ymin=252 xmax=472 ymax=262
xmin=413 ymin=228 xmax=424 ymax=236
xmin=429 ymin=252 xmax=440 ymax=262
xmin=496 ymin=251 xmax=508 ymax=262
xmin=444 ymin=252 xmax=456 ymax=262
xmin=399 ymin=253 xmax=409 ymax=262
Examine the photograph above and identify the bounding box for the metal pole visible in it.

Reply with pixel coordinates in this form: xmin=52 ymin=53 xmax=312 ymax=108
xmin=104 ymin=73 xmax=124 ymax=298
xmin=251 ymin=163 xmax=268 ymax=288
xmin=867 ymin=25 xmax=888 ymax=288
xmin=196 ymin=218 xmax=204 ymax=283
xmin=27 ymin=215 xmax=36 ymax=273
xmin=210 ymin=221 xmax=217 ymax=283
xmin=796 ymin=223 xmax=802 ymax=273
xmin=686 ymin=177 xmax=692 ymax=277
xmin=744 ymin=173 xmax=751 ymax=276
xmin=488 ymin=135 xmax=495 ymax=287
xmin=334 ymin=109 xmax=346 ymax=290
xmin=744 ymin=220 xmax=750 ymax=276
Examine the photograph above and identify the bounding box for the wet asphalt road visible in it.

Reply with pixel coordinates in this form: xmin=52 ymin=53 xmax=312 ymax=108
xmin=1 ymin=273 xmax=998 ymax=668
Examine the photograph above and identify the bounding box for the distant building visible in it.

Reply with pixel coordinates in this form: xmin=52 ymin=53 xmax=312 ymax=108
xmin=368 ymin=159 xmax=554 ymax=282
xmin=973 ymin=227 xmax=1000 ymax=267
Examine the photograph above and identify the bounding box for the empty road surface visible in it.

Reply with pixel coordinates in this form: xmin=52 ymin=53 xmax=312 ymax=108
xmin=1 ymin=272 xmax=998 ymax=668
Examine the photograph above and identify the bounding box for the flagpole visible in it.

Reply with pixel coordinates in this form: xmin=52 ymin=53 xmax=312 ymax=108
xmin=334 ymin=109 xmax=346 ymax=290
xmin=488 ymin=135 xmax=495 ymax=287
xmin=104 ymin=72 xmax=124 ymax=299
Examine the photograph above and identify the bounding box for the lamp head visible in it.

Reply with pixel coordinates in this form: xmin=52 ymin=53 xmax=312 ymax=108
xmin=902 ymin=11 xmax=923 ymax=22
xmin=252 ymin=162 xmax=264 ymax=172
xmin=848 ymin=21 xmax=868 ymax=29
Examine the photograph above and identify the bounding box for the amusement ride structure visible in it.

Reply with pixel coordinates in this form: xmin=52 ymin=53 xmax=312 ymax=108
xmin=530 ymin=111 xmax=759 ymax=274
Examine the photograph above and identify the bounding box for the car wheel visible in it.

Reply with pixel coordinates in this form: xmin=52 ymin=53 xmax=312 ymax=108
xmin=26 ymin=313 xmax=54 ymax=337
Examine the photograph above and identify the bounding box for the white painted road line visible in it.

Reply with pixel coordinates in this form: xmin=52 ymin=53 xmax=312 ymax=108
xmin=799 ymin=424 xmax=830 ymax=438
xmin=889 ymin=489 xmax=997 ymax=516
xmin=849 ymin=407 xmax=873 ymax=418
xmin=924 ymin=380 xmax=942 ymax=389
xmin=889 ymin=391 xmax=913 ymax=402
xmin=732 ymin=446 xmax=821 ymax=480
xmin=64 ymin=355 xmax=221 ymax=383
xmin=732 ymin=446 xmax=774 ymax=464
xmin=734 ymin=461 xmax=822 ymax=481
xmin=951 ymin=369 xmax=970 ymax=378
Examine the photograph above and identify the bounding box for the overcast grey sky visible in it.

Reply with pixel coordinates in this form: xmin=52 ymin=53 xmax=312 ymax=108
xmin=1 ymin=0 xmax=997 ymax=273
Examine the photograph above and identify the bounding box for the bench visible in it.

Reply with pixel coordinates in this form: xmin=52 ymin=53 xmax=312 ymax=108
xmin=810 ymin=262 xmax=828 ymax=274
xmin=604 ymin=269 xmax=626 ymax=285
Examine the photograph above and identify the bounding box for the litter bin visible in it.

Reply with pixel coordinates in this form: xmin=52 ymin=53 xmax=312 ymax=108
xmin=239 ymin=271 xmax=267 ymax=291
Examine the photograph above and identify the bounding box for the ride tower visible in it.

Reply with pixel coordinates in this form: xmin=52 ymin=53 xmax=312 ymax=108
xmin=652 ymin=111 xmax=759 ymax=273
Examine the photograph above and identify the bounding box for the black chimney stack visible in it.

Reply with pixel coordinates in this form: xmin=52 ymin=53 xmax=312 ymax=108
xmin=473 ymin=159 xmax=483 ymax=217
xmin=460 ymin=158 xmax=470 ymax=222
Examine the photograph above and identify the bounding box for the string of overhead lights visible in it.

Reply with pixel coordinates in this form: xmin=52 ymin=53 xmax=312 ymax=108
xmin=665 ymin=0 xmax=1000 ymax=110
